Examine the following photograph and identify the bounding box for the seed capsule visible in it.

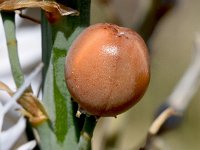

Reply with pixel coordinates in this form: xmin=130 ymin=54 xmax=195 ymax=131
xmin=65 ymin=23 xmax=150 ymax=117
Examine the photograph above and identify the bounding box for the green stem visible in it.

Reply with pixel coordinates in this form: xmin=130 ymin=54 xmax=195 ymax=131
xmin=1 ymin=11 xmax=24 ymax=88
xmin=78 ymin=116 xmax=97 ymax=150
xmin=1 ymin=11 xmax=36 ymax=145
xmin=41 ymin=11 xmax=53 ymax=87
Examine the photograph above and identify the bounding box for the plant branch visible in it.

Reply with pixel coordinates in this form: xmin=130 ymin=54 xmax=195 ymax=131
xmin=141 ymin=34 xmax=200 ymax=150
xmin=140 ymin=107 xmax=176 ymax=150
xmin=1 ymin=11 xmax=24 ymax=88
xmin=153 ymin=34 xmax=200 ymax=132
xmin=149 ymin=108 xmax=176 ymax=135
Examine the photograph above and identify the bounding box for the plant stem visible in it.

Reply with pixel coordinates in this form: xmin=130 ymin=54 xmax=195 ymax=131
xmin=1 ymin=11 xmax=38 ymax=146
xmin=41 ymin=11 xmax=53 ymax=86
xmin=1 ymin=11 xmax=24 ymax=88
xmin=78 ymin=116 xmax=97 ymax=150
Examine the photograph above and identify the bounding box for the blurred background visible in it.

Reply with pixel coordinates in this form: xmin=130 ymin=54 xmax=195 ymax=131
xmin=0 ymin=0 xmax=200 ymax=149
xmin=91 ymin=0 xmax=200 ymax=150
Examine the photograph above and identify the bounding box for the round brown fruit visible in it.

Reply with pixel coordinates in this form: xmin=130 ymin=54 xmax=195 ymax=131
xmin=65 ymin=23 xmax=150 ymax=117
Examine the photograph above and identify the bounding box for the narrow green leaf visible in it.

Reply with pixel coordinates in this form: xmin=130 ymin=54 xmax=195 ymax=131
xmin=38 ymin=0 xmax=92 ymax=149
xmin=41 ymin=11 xmax=53 ymax=84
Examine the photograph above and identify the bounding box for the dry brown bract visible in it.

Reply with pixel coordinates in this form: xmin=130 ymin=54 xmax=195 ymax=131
xmin=0 ymin=81 xmax=48 ymax=126
xmin=0 ymin=0 xmax=79 ymax=16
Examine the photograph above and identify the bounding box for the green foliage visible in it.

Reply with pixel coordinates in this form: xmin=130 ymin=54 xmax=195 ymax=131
xmin=38 ymin=0 xmax=92 ymax=149
xmin=1 ymin=0 xmax=94 ymax=149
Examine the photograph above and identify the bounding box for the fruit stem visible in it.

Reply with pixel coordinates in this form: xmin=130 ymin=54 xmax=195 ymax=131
xmin=78 ymin=116 xmax=97 ymax=150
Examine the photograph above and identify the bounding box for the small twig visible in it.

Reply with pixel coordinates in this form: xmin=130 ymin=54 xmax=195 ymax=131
xmin=152 ymin=34 xmax=200 ymax=133
xmin=141 ymin=34 xmax=200 ymax=150
xmin=141 ymin=107 xmax=176 ymax=150
xmin=149 ymin=107 xmax=176 ymax=135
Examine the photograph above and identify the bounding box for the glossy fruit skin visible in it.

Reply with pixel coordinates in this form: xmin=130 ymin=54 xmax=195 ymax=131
xmin=65 ymin=23 xmax=150 ymax=117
